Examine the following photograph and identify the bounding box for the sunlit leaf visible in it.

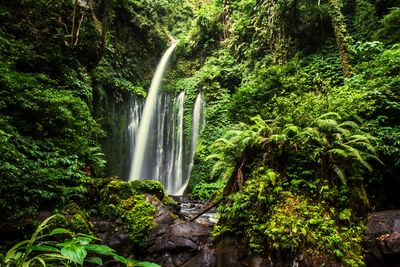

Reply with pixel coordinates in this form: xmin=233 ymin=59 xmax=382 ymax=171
xmin=61 ymin=245 xmax=87 ymax=265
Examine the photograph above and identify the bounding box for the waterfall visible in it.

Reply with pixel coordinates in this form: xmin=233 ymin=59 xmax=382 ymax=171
xmin=175 ymin=92 xmax=185 ymax=192
xmin=127 ymin=42 xmax=205 ymax=195
xmin=175 ymin=93 xmax=205 ymax=195
xmin=126 ymin=97 xmax=143 ymax=177
xmin=129 ymin=42 xmax=178 ymax=181
xmin=153 ymin=94 xmax=168 ymax=183
xmin=165 ymin=92 xmax=185 ymax=193
xmin=189 ymin=94 xmax=205 ymax=176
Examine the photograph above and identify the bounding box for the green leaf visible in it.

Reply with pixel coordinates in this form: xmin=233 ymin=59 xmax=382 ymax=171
xmin=25 ymin=256 xmax=47 ymax=267
xmin=4 ymin=240 xmax=29 ymax=262
xmin=74 ymin=236 xmax=92 ymax=245
xmin=339 ymin=209 xmax=352 ymax=221
xmin=34 ymin=257 xmax=46 ymax=267
xmin=61 ymin=245 xmax=87 ymax=265
xmin=131 ymin=260 xmax=162 ymax=267
xmin=27 ymin=245 xmax=60 ymax=253
xmin=113 ymin=254 xmax=128 ymax=264
xmin=49 ymin=228 xmax=71 ymax=235
xmin=85 ymin=256 xmax=103 ymax=265
xmin=301 ymin=228 xmax=307 ymax=236
xmin=76 ymin=233 xmax=100 ymax=240
xmin=31 ymin=215 xmax=59 ymax=242
xmin=84 ymin=244 xmax=115 ymax=255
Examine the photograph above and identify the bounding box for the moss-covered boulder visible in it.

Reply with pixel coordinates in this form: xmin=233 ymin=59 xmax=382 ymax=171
xmin=98 ymin=180 xmax=168 ymax=248
xmin=130 ymin=180 xmax=165 ymax=201
xmin=54 ymin=203 xmax=93 ymax=235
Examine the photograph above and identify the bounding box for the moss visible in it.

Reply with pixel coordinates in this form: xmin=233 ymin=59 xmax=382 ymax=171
xmin=53 ymin=203 xmax=93 ymax=235
xmin=100 ymin=180 xmax=136 ymax=201
xmin=121 ymin=196 xmax=157 ymax=247
xmin=162 ymin=195 xmax=177 ymax=208
xmin=98 ymin=180 xmax=160 ymax=247
xmin=130 ymin=180 xmax=165 ymax=201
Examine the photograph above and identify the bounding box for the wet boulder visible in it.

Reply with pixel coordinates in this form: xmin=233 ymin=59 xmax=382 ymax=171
xmin=365 ymin=210 xmax=400 ymax=267
xmin=146 ymin=220 xmax=215 ymax=267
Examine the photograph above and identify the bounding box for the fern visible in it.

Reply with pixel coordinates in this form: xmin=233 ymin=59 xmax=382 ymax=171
xmin=332 ymin=164 xmax=347 ymax=185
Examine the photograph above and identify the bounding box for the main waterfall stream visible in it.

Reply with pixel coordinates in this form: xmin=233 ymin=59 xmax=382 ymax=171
xmin=127 ymin=43 xmax=204 ymax=195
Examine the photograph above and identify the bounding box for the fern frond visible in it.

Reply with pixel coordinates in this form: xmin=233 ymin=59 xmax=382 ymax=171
xmin=269 ymin=134 xmax=287 ymax=143
xmin=347 ymin=134 xmax=372 ymax=144
xmin=210 ymin=160 xmax=227 ymax=178
xmin=283 ymin=124 xmax=300 ymax=136
xmin=206 ymin=153 xmax=224 ymax=161
xmin=212 ymin=138 xmax=235 ymax=149
xmin=251 ymin=115 xmax=268 ymax=129
xmin=223 ymin=166 xmax=235 ymax=180
xmin=316 ymin=112 xmax=341 ymax=120
xmin=329 ymin=148 xmax=349 ymax=158
xmin=343 ymin=145 xmax=373 ymax=171
xmin=339 ymin=120 xmax=359 ymax=129
xmin=317 ymin=118 xmax=339 ymax=132
xmin=332 ymin=164 xmax=347 ymax=185
xmin=336 ymin=127 xmax=351 ymax=136
xmin=299 ymin=127 xmax=321 ymax=142
xmin=332 ymin=133 xmax=343 ymax=143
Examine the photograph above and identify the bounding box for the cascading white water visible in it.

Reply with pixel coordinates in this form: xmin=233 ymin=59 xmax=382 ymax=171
xmin=175 ymin=93 xmax=205 ymax=195
xmin=129 ymin=42 xmax=178 ymax=181
xmin=126 ymin=97 xmax=143 ymax=175
xmin=189 ymin=94 xmax=205 ymax=174
xmin=127 ymin=42 xmax=205 ymax=195
xmin=153 ymin=94 xmax=168 ymax=182
xmin=166 ymin=92 xmax=185 ymax=193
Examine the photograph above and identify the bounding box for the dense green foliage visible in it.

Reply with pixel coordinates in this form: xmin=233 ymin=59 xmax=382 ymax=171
xmin=0 ymin=1 xmax=181 ymax=265
xmin=0 ymin=0 xmax=173 ymax=226
xmin=209 ymin=113 xmax=376 ymax=265
xmin=164 ymin=0 xmax=400 ymax=266
xmin=0 ymin=49 xmax=103 ymax=224
xmin=1 ymin=0 xmax=399 ymax=266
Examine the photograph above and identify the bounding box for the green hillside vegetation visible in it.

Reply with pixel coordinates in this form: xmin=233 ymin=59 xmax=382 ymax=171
xmin=0 ymin=0 xmax=399 ymax=266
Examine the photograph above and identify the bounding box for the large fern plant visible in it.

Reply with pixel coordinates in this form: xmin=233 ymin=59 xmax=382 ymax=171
xmin=209 ymin=112 xmax=380 ymax=194
xmin=297 ymin=112 xmax=381 ymax=185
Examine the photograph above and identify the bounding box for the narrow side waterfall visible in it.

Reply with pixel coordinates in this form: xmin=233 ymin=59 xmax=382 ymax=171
xmin=166 ymin=92 xmax=185 ymax=194
xmin=129 ymin=42 xmax=178 ymax=181
xmin=153 ymin=94 xmax=169 ymax=181
xmin=127 ymin=43 xmax=205 ymax=195
xmin=175 ymin=93 xmax=205 ymax=195
xmin=126 ymin=97 xmax=143 ymax=178
xmin=188 ymin=94 xmax=205 ymax=177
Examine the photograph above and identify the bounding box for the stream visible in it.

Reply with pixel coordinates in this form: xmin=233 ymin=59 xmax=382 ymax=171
xmin=172 ymin=196 xmax=219 ymax=226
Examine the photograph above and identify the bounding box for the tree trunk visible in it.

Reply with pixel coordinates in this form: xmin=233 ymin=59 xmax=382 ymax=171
xmin=328 ymin=0 xmax=352 ymax=77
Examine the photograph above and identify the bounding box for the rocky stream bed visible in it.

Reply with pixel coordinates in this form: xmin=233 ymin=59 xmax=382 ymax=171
xmin=91 ymin=195 xmax=400 ymax=267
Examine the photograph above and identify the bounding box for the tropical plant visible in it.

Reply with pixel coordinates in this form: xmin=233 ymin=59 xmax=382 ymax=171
xmin=210 ymin=113 xmax=379 ymax=188
xmin=209 ymin=113 xmax=375 ymax=266
xmin=1 ymin=215 xmax=160 ymax=267
xmin=295 ymin=112 xmax=381 ymax=185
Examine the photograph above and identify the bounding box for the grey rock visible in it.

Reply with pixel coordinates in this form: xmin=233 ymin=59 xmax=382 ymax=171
xmin=365 ymin=210 xmax=400 ymax=267
xmin=146 ymin=217 xmax=214 ymax=267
